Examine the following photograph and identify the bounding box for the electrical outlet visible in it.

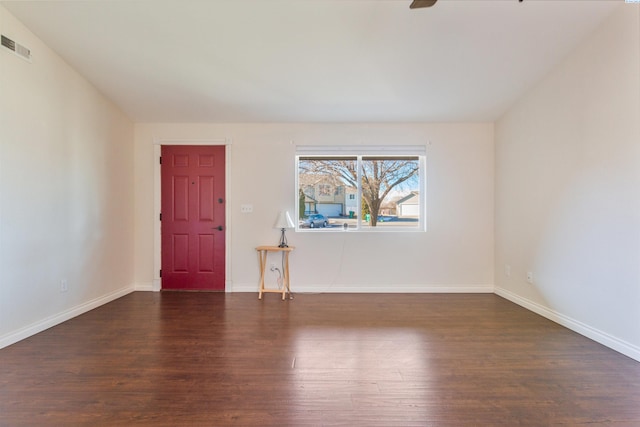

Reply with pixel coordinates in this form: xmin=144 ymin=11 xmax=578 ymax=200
xmin=240 ymin=204 xmax=253 ymax=213
xmin=505 ymin=264 xmax=511 ymax=277
xmin=60 ymin=279 xmax=68 ymax=293
xmin=526 ymin=272 xmax=534 ymax=284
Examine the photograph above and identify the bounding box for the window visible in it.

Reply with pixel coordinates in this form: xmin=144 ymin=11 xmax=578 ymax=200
xmin=296 ymin=146 xmax=426 ymax=231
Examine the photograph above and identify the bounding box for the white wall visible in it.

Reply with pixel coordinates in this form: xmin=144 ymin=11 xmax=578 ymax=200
xmin=0 ymin=6 xmax=135 ymax=347
xmin=134 ymin=123 xmax=495 ymax=293
xmin=495 ymin=4 xmax=640 ymax=361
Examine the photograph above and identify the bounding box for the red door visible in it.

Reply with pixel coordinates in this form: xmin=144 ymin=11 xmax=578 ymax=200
xmin=161 ymin=145 xmax=225 ymax=291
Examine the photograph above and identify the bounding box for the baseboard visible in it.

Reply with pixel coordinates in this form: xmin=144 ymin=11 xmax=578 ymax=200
xmin=495 ymin=286 xmax=640 ymax=363
xmin=0 ymin=285 xmax=135 ymax=350
xmin=134 ymin=282 xmax=154 ymax=291
xmin=230 ymin=283 xmax=495 ymax=294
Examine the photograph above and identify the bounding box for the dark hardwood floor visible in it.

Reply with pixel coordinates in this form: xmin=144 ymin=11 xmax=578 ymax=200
xmin=1 ymin=292 xmax=639 ymax=426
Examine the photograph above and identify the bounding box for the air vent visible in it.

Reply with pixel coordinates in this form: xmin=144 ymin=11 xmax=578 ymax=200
xmin=1 ymin=34 xmax=31 ymax=62
xmin=1 ymin=35 xmax=14 ymax=51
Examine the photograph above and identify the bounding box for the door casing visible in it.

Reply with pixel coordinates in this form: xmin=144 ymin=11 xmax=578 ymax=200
xmin=152 ymin=138 xmax=232 ymax=292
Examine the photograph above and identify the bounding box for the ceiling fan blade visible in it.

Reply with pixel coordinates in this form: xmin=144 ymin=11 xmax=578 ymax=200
xmin=410 ymin=0 xmax=437 ymax=9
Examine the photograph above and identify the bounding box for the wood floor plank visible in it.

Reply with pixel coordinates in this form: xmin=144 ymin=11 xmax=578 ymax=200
xmin=1 ymin=292 xmax=639 ymax=426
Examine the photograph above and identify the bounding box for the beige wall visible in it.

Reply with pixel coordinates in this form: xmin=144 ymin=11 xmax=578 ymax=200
xmin=0 ymin=6 xmax=135 ymax=346
xmin=495 ymin=4 xmax=640 ymax=360
xmin=134 ymin=122 xmax=495 ymax=293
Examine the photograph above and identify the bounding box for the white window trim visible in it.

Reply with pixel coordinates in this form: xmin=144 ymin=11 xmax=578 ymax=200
xmin=295 ymin=145 xmax=427 ymax=232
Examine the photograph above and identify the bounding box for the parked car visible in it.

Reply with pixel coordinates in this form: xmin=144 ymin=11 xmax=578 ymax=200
xmin=300 ymin=214 xmax=329 ymax=228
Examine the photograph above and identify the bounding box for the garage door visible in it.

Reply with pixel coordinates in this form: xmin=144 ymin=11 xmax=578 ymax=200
xmin=317 ymin=203 xmax=342 ymax=217
xmin=400 ymin=204 xmax=420 ymax=217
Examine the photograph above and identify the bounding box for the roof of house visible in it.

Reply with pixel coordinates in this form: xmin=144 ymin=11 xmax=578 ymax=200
xmin=396 ymin=192 xmax=420 ymax=206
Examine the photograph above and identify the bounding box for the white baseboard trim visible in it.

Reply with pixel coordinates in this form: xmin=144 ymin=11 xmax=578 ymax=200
xmin=0 ymin=285 xmax=135 ymax=350
xmin=134 ymin=282 xmax=154 ymax=291
xmin=229 ymin=283 xmax=495 ymax=294
xmin=495 ymin=286 xmax=640 ymax=362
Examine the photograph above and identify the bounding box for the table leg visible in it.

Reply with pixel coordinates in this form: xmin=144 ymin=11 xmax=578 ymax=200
xmin=258 ymin=250 xmax=266 ymax=299
xmin=283 ymin=251 xmax=290 ymax=299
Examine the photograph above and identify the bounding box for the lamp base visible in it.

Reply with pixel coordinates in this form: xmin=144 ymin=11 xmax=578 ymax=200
xmin=278 ymin=228 xmax=289 ymax=248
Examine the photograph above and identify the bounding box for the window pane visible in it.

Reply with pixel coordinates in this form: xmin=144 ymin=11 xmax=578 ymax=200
xmin=360 ymin=157 xmax=420 ymax=228
xmin=298 ymin=158 xmax=358 ymax=230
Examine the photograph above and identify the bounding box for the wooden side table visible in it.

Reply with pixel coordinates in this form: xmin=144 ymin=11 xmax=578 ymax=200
xmin=256 ymin=246 xmax=294 ymax=300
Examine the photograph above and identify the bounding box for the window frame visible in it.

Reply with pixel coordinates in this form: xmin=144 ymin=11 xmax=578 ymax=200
xmin=295 ymin=146 xmax=427 ymax=233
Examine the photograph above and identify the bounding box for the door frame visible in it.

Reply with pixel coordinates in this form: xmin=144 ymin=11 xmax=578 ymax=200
xmin=152 ymin=138 xmax=232 ymax=292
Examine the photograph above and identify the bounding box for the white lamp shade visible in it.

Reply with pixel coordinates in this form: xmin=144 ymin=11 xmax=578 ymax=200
xmin=274 ymin=211 xmax=295 ymax=229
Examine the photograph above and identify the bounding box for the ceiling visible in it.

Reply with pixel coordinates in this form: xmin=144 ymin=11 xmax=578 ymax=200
xmin=1 ymin=0 xmax=620 ymax=123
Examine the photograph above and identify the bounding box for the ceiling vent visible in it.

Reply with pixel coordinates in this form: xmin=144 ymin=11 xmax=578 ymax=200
xmin=1 ymin=35 xmax=32 ymax=62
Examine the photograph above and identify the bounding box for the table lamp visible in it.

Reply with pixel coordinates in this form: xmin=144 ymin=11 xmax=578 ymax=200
xmin=274 ymin=210 xmax=295 ymax=248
